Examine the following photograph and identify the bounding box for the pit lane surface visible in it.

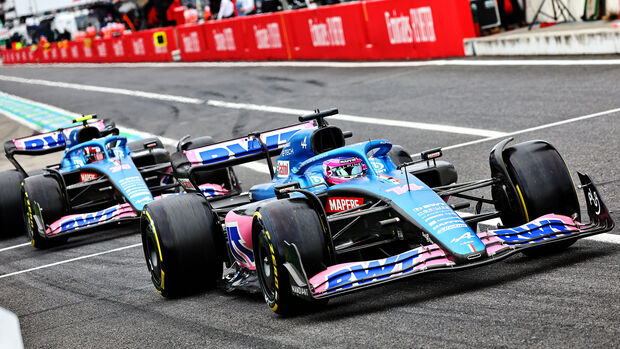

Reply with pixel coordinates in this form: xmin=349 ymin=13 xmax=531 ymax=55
xmin=0 ymin=60 xmax=618 ymax=348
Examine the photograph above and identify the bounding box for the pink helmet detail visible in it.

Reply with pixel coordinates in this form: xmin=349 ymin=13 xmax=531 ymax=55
xmin=323 ymin=157 xmax=367 ymax=185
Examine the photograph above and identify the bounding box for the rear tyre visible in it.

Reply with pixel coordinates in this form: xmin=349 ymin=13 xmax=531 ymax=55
xmin=141 ymin=193 xmax=223 ymax=298
xmin=22 ymin=174 xmax=69 ymax=249
xmin=253 ymin=198 xmax=328 ymax=315
xmin=0 ymin=170 xmax=26 ymax=237
xmin=495 ymin=140 xmax=580 ymax=256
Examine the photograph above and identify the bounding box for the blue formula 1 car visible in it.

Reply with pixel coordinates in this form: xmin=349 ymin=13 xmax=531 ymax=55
xmin=140 ymin=109 xmax=614 ymax=314
xmin=0 ymin=115 xmax=175 ymax=248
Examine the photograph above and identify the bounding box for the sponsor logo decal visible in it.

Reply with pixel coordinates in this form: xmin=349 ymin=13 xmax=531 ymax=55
xmin=14 ymin=120 xmax=107 ymax=151
xmin=117 ymin=176 xmax=152 ymax=200
xmin=193 ymin=124 xmax=311 ymax=165
xmin=384 ymin=6 xmax=436 ymax=45
xmin=59 ymin=207 xmax=117 ymax=233
xmin=386 ymin=183 xmax=424 ymax=194
xmin=19 ymin=133 xmax=64 ymax=151
xmin=291 ymin=285 xmax=309 ymax=297
xmin=112 ymin=40 xmax=124 ymax=57
xmin=213 ymin=28 xmax=236 ymax=51
xmin=254 ymin=23 xmax=282 ymax=49
xmin=326 ymin=249 xmax=419 ymax=291
xmin=226 ymin=223 xmax=254 ymax=266
xmin=308 ymin=174 xmax=324 ymax=184
xmin=80 ymin=172 xmax=98 ymax=182
xmin=326 ymin=197 xmax=363 ymax=213
xmin=378 ymin=174 xmax=402 ymax=184
xmin=450 ymin=232 xmax=474 ymax=244
xmin=178 ymin=178 xmax=195 ymax=190
xmin=182 ymin=31 xmax=201 ymax=53
xmin=371 ymin=160 xmax=386 ymax=173
xmin=281 ymin=147 xmax=294 ymax=156
xmin=110 ymin=163 xmax=131 ymax=173
xmin=308 ymin=16 xmax=346 ymax=47
xmin=96 ymin=42 xmax=107 ymax=57
xmin=494 ymin=219 xmax=572 ymax=242
xmin=276 ymin=160 xmax=290 ymax=178
xmin=132 ymin=38 xmax=146 ymax=55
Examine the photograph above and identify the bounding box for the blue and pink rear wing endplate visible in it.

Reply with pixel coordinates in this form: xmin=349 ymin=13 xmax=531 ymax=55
xmin=9 ymin=120 xmax=107 ymax=153
xmin=183 ymin=122 xmax=315 ymax=167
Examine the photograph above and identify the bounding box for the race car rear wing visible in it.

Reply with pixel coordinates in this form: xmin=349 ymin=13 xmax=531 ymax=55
xmin=171 ymin=121 xmax=316 ymax=191
xmin=280 ymin=172 xmax=614 ymax=301
xmin=4 ymin=119 xmax=112 ymax=175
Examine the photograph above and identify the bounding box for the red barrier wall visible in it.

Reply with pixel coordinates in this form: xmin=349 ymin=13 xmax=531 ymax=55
xmin=177 ymin=23 xmax=210 ymax=61
xmin=285 ymin=3 xmax=369 ymax=60
xmin=1 ymin=0 xmax=474 ymax=65
xmin=240 ymin=13 xmax=290 ymax=60
xmin=124 ymin=27 xmax=178 ymax=62
xmin=364 ymin=0 xmax=475 ymax=59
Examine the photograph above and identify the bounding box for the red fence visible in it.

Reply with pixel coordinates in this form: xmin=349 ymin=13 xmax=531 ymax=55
xmin=1 ymin=0 xmax=474 ymax=65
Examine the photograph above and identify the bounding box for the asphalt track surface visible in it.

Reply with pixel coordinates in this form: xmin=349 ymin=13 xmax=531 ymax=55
xmin=0 ymin=60 xmax=618 ymax=348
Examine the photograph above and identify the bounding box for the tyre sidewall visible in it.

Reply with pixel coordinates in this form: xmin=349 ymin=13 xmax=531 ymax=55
xmin=0 ymin=170 xmax=26 ymax=237
xmin=22 ymin=174 xmax=67 ymax=248
xmin=141 ymin=194 xmax=221 ymax=297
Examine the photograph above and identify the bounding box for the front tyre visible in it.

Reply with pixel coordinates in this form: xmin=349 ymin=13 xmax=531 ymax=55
xmin=253 ymin=198 xmax=328 ymax=315
xmin=494 ymin=140 xmax=580 ymax=256
xmin=22 ymin=174 xmax=68 ymax=249
xmin=141 ymin=193 xmax=223 ymax=298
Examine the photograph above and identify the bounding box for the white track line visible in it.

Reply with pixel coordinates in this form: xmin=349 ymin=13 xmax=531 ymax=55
xmin=0 ymin=75 xmax=506 ymax=138
xmin=586 ymin=234 xmax=620 ymax=244
xmin=207 ymin=101 xmax=507 ymax=138
xmin=0 ymin=243 xmax=141 ymax=279
xmin=0 ymin=243 xmax=31 ymax=252
xmin=5 ymin=59 xmax=620 ymax=68
xmin=1 ymin=75 xmax=507 ymax=138
xmin=0 ymin=75 xmax=203 ymax=104
xmin=443 ymin=107 xmax=620 ymax=151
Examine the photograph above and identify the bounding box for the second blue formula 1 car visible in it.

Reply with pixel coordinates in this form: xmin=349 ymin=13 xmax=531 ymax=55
xmin=0 ymin=115 xmax=175 ymax=248
xmin=140 ymin=109 xmax=614 ymax=314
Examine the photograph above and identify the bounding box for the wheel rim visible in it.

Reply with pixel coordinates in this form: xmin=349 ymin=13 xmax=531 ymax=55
xmin=257 ymin=231 xmax=277 ymax=301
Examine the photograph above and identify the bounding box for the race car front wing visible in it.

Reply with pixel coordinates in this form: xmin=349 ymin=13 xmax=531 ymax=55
xmin=280 ymin=173 xmax=614 ymax=300
xmin=27 ymin=201 xmax=139 ymax=240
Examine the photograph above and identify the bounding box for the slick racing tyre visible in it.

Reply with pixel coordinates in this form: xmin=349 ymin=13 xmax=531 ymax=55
xmin=22 ymin=174 xmax=69 ymax=249
xmin=253 ymin=198 xmax=328 ymax=315
xmin=496 ymin=140 xmax=580 ymax=256
xmin=0 ymin=170 xmax=26 ymax=237
xmin=141 ymin=193 xmax=223 ymax=298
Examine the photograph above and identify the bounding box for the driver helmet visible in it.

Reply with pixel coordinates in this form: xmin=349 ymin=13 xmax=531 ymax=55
xmin=84 ymin=146 xmax=104 ymax=163
xmin=323 ymin=157 xmax=367 ymax=185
